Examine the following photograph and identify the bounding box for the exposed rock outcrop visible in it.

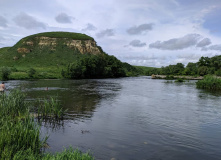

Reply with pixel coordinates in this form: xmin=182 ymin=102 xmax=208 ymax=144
xmin=21 ymin=36 xmax=101 ymax=55
xmin=17 ymin=48 xmax=30 ymax=53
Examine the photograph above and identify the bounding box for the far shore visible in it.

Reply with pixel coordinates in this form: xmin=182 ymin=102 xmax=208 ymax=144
xmin=151 ymin=74 xmax=204 ymax=80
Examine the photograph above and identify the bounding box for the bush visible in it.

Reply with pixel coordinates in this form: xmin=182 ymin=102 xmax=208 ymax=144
xmin=196 ymin=75 xmax=221 ymax=90
xmin=28 ymin=68 xmax=36 ymax=78
xmin=1 ymin=66 xmax=11 ymax=80
xmin=175 ymin=78 xmax=184 ymax=82
xmin=165 ymin=75 xmax=174 ymax=80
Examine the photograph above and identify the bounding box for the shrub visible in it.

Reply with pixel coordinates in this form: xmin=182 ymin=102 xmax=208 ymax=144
xmin=1 ymin=66 xmax=11 ymax=80
xmin=28 ymin=68 xmax=36 ymax=78
xmin=165 ymin=75 xmax=174 ymax=80
xmin=196 ymin=75 xmax=221 ymax=90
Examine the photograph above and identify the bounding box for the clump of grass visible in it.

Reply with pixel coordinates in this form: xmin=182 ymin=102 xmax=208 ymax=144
xmin=37 ymin=97 xmax=66 ymax=119
xmin=0 ymin=89 xmax=28 ymax=118
xmin=196 ymin=75 xmax=221 ymax=90
xmin=42 ymin=147 xmax=94 ymax=160
xmin=165 ymin=80 xmax=173 ymax=83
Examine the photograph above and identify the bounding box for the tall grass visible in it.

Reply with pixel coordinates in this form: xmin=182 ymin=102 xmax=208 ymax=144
xmin=37 ymin=97 xmax=66 ymax=119
xmin=0 ymin=89 xmax=28 ymax=118
xmin=0 ymin=90 xmax=47 ymax=159
xmin=0 ymin=116 xmax=48 ymax=159
xmin=43 ymin=147 xmax=94 ymax=160
xmin=196 ymin=75 xmax=221 ymax=90
xmin=0 ymin=90 xmax=94 ymax=160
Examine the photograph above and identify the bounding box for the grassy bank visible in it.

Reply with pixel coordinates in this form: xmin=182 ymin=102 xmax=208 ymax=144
xmin=196 ymin=75 xmax=221 ymax=90
xmin=0 ymin=90 xmax=94 ymax=160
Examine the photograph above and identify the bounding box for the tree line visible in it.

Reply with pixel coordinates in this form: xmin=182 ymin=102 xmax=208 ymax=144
xmin=149 ymin=55 xmax=221 ymax=76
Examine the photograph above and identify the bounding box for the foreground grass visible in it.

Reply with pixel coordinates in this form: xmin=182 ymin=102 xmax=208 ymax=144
xmin=196 ymin=75 xmax=221 ymax=90
xmin=0 ymin=90 xmax=94 ymax=160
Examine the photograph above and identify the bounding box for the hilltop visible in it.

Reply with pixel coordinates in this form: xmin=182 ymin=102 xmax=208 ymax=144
xmin=0 ymin=32 xmax=139 ymax=79
xmin=0 ymin=31 xmax=102 ymax=66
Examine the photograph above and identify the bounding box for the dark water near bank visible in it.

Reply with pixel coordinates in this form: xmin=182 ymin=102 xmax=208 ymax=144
xmin=6 ymin=77 xmax=221 ymax=160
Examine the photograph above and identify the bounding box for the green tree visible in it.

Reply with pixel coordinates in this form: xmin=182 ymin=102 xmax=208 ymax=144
xmin=198 ymin=56 xmax=210 ymax=67
xmin=185 ymin=62 xmax=198 ymax=75
xmin=198 ymin=66 xmax=209 ymax=76
xmin=62 ymin=54 xmax=126 ymax=79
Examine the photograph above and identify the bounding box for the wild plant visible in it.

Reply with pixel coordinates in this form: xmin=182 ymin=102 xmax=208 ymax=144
xmin=37 ymin=97 xmax=66 ymax=119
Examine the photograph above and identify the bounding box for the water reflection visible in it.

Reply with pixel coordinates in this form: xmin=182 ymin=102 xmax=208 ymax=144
xmin=7 ymin=79 xmax=121 ymax=122
xmin=38 ymin=119 xmax=65 ymax=131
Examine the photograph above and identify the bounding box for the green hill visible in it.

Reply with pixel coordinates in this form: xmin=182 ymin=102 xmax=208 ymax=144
xmin=0 ymin=32 xmax=138 ymax=79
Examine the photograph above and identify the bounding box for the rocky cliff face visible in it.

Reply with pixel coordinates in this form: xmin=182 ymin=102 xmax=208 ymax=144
xmin=17 ymin=36 xmax=101 ymax=55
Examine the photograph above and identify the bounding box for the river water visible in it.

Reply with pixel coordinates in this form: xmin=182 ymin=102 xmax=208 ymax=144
xmin=6 ymin=77 xmax=221 ymax=160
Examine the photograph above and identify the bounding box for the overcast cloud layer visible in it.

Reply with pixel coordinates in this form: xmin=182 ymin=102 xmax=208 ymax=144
xmin=0 ymin=0 xmax=221 ymax=67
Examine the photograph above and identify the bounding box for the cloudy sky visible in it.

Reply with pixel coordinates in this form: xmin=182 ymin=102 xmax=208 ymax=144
xmin=0 ymin=0 xmax=221 ymax=67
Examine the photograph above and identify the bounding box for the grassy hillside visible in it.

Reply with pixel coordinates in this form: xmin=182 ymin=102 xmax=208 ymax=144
xmin=23 ymin=31 xmax=94 ymax=40
xmin=0 ymin=32 xmax=100 ymax=79
xmin=0 ymin=32 xmax=139 ymax=80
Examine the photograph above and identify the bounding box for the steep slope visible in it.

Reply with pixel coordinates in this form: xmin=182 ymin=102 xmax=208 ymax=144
xmin=0 ymin=31 xmax=139 ymax=79
xmin=0 ymin=32 xmax=103 ymax=68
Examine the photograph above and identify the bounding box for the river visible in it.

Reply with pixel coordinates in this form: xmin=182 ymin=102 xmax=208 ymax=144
xmin=6 ymin=77 xmax=221 ymax=160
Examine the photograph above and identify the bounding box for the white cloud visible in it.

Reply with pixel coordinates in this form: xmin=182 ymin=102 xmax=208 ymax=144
xmin=149 ymin=34 xmax=201 ymax=50
xmin=127 ymin=23 xmax=154 ymax=35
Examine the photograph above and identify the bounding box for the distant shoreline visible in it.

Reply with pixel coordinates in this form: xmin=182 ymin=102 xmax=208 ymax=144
xmin=151 ymin=74 xmax=204 ymax=80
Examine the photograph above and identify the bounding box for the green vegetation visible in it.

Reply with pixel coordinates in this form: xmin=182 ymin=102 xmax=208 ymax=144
xmin=62 ymin=54 xmax=127 ymax=79
xmin=0 ymin=32 xmax=99 ymax=80
xmin=160 ymin=63 xmax=185 ymax=75
xmin=22 ymin=32 xmax=94 ymax=41
xmin=133 ymin=66 xmax=161 ymax=76
xmin=196 ymin=75 xmax=221 ymax=90
xmin=43 ymin=148 xmax=94 ymax=160
xmin=165 ymin=75 xmax=175 ymax=80
xmin=1 ymin=66 xmax=11 ymax=80
xmin=37 ymin=97 xmax=66 ymax=119
xmin=0 ymin=31 xmax=140 ymax=80
xmin=0 ymin=90 xmax=94 ymax=160
xmin=158 ymin=55 xmax=221 ymax=77
xmin=28 ymin=68 xmax=37 ymax=78
xmin=2 ymin=31 xmax=220 ymax=80
xmin=0 ymin=90 xmax=46 ymax=159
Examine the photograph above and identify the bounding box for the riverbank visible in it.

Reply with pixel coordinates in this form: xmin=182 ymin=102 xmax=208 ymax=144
xmin=196 ymin=75 xmax=221 ymax=90
xmin=151 ymin=74 xmax=204 ymax=80
xmin=0 ymin=90 xmax=94 ymax=160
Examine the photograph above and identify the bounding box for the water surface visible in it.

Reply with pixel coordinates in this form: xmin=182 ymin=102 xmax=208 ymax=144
xmin=7 ymin=77 xmax=221 ymax=160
